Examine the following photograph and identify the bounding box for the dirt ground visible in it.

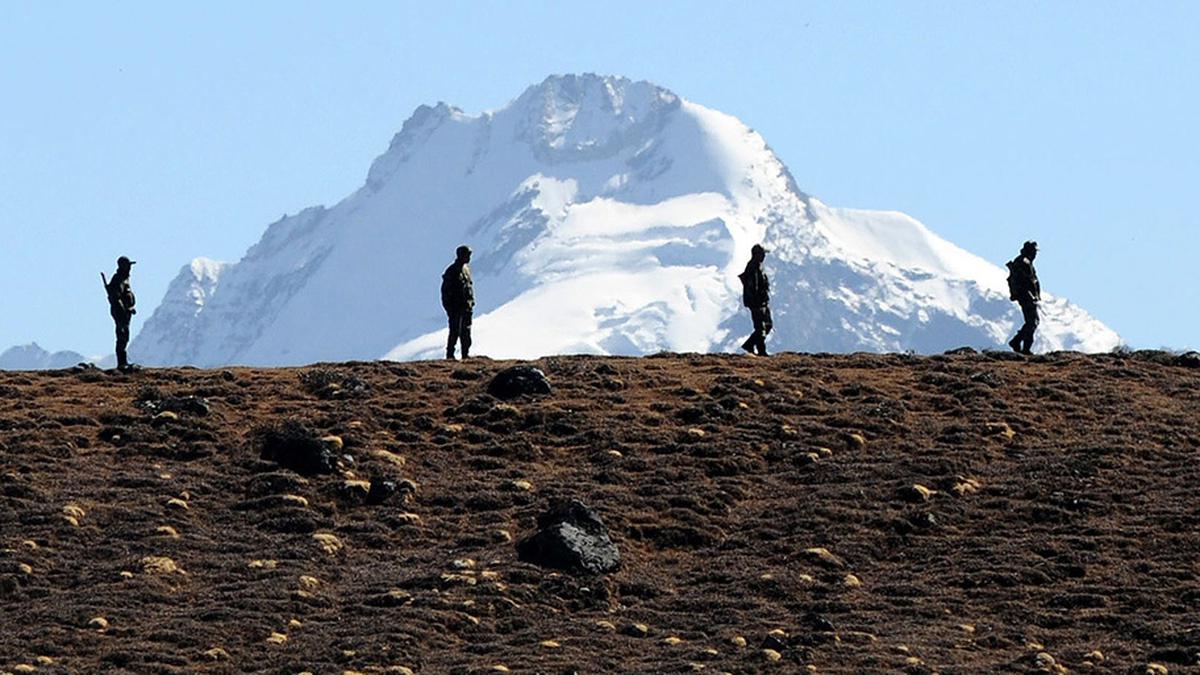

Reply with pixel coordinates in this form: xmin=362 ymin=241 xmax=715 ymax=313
xmin=1 ymin=351 xmax=1198 ymax=674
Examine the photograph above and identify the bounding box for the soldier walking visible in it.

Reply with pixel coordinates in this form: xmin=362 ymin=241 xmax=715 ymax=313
xmin=441 ymin=245 xmax=475 ymax=360
xmin=1006 ymin=240 xmax=1041 ymax=355
xmin=103 ymin=256 xmax=137 ymax=371
xmin=738 ymin=244 xmax=772 ymax=356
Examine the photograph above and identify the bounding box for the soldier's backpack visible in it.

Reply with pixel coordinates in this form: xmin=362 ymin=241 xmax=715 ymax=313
xmin=1005 ymin=259 xmax=1019 ymax=302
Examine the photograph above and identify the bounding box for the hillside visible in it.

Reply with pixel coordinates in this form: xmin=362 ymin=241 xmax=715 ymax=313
xmin=1 ymin=351 xmax=1197 ymax=673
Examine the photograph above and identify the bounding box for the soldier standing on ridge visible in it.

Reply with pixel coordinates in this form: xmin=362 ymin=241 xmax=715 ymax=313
xmin=738 ymin=244 xmax=772 ymax=356
xmin=1006 ymin=240 xmax=1041 ymax=355
xmin=441 ymin=245 xmax=475 ymax=360
xmin=103 ymin=256 xmax=137 ymax=371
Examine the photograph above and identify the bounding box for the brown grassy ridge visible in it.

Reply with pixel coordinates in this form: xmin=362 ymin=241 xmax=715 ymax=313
xmin=0 ymin=350 xmax=1198 ymax=674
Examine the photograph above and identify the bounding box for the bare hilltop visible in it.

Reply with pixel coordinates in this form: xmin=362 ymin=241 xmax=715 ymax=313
xmin=1 ymin=350 xmax=1198 ymax=673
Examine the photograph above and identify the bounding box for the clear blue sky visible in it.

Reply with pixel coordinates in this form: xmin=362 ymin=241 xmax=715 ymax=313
xmin=1 ymin=1 xmax=1195 ymax=356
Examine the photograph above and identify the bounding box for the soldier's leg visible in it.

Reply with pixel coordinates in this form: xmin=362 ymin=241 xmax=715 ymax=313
xmin=750 ymin=307 xmax=767 ymax=355
xmin=1014 ymin=303 xmax=1032 ymax=353
xmin=460 ymin=310 xmax=472 ymax=358
xmin=446 ymin=312 xmax=459 ymax=359
xmin=1021 ymin=303 xmax=1040 ymax=353
xmin=741 ymin=308 xmax=759 ymax=354
xmin=115 ymin=320 xmax=130 ymax=369
xmin=757 ymin=307 xmax=772 ymax=356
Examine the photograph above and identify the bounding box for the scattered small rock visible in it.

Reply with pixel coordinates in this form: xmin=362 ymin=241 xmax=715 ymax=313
xmin=141 ymin=556 xmax=184 ymax=575
xmin=204 ymin=647 xmax=230 ymax=661
xmin=761 ymin=633 xmax=787 ymax=651
xmin=1034 ymin=652 xmax=1066 ymax=674
xmin=952 ymin=477 xmax=982 ymax=496
xmin=985 ymin=421 xmax=1016 ymax=441
xmin=62 ymin=503 xmax=86 ymax=526
xmin=339 ymin=479 xmax=372 ymax=502
xmin=762 ymin=649 xmax=782 ymax=662
xmin=620 ymin=622 xmax=650 ymax=638
xmin=88 ymin=616 xmax=109 ymax=631
xmin=312 ymin=532 xmax=344 ymax=555
xmin=803 ymin=547 xmax=846 ymax=569
xmin=370 ymin=448 xmax=407 ymax=468
xmin=898 ymin=484 xmax=935 ymax=503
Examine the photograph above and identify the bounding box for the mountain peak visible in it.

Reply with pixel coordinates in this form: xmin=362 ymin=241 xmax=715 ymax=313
xmin=510 ymin=73 xmax=681 ymax=161
xmin=0 ymin=342 xmax=87 ymax=370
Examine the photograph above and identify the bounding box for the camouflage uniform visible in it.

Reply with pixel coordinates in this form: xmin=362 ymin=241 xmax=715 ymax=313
xmin=441 ymin=259 xmax=474 ymax=359
xmin=1007 ymin=253 xmax=1041 ymax=355
xmin=106 ymin=261 xmax=136 ymax=370
xmin=739 ymin=255 xmax=772 ymax=356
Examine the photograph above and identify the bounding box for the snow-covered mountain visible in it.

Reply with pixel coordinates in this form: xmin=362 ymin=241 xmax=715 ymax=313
xmin=0 ymin=343 xmax=88 ymax=371
xmin=130 ymin=74 xmax=1119 ymax=366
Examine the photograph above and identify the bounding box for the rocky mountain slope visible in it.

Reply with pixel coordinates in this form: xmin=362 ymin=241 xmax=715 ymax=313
xmin=127 ymin=74 xmax=1119 ymax=367
xmin=2 ymin=350 xmax=1198 ymax=672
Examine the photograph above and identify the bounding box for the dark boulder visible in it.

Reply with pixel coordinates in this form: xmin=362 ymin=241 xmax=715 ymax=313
xmin=366 ymin=479 xmax=398 ymax=505
xmin=257 ymin=420 xmax=337 ymax=476
xmin=487 ymin=366 xmax=552 ymax=400
xmin=136 ymin=390 xmax=210 ymax=417
xmin=517 ymin=499 xmax=620 ymax=575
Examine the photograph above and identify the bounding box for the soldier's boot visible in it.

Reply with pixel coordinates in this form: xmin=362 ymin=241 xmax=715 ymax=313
xmin=1008 ymin=335 xmax=1022 ymax=354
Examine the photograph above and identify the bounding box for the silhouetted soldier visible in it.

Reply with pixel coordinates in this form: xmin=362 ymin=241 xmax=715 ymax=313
xmin=103 ymin=256 xmax=137 ymax=371
xmin=441 ymin=245 xmax=474 ymax=360
xmin=738 ymin=244 xmax=772 ymax=356
xmin=1006 ymin=240 xmax=1041 ymax=355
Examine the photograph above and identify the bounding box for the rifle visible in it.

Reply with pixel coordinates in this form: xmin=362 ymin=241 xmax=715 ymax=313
xmin=101 ymin=272 xmax=116 ymax=306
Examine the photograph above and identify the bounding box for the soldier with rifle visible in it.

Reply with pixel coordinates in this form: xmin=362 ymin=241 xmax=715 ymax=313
xmin=738 ymin=244 xmax=772 ymax=356
xmin=1006 ymin=241 xmax=1041 ymax=355
xmin=102 ymin=256 xmax=137 ymax=371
